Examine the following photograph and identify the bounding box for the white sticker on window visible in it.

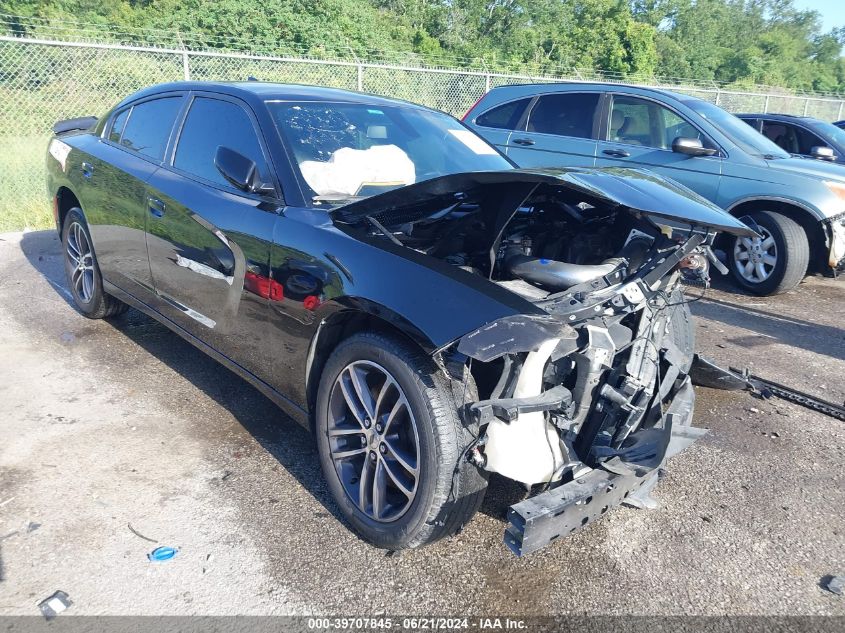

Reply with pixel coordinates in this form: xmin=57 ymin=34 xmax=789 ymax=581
xmin=448 ymin=129 xmax=498 ymax=155
xmin=48 ymin=139 xmax=72 ymax=172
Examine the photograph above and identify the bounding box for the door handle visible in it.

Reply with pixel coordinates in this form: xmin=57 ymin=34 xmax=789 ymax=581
xmin=512 ymin=137 xmax=535 ymax=146
xmin=80 ymin=162 xmax=94 ymax=178
xmin=147 ymin=196 xmax=165 ymax=218
xmin=602 ymin=148 xmax=630 ymax=158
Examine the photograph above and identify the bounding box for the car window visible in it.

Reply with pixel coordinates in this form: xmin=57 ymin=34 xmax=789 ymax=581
xmin=108 ymin=108 xmax=129 ymax=144
xmin=761 ymin=121 xmax=801 ymax=154
xmin=120 ymin=97 xmax=182 ymax=160
xmin=174 ymin=97 xmax=269 ymax=188
xmin=818 ymin=120 xmax=845 ymax=144
xmin=609 ymin=95 xmax=705 ymax=149
xmin=475 ymin=98 xmax=531 ymax=131
xmin=525 ymin=93 xmax=600 ymax=138
xmin=683 ymin=99 xmax=789 ymax=158
xmin=793 ymin=126 xmax=827 ymax=155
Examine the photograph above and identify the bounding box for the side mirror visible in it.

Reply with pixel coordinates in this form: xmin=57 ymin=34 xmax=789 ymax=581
xmin=810 ymin=145 xmax=836 ymax=161
xmin=214 ymin=146 xmax=273 ymax=194
xmin=672 ymin=137 xmax=718 ymax=157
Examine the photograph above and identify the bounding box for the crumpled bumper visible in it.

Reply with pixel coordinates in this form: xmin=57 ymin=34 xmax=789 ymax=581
xmin=504 ymin=377 xmax=705 ymax=556
xmin=828 ymin=213 xmax=845 ymax=271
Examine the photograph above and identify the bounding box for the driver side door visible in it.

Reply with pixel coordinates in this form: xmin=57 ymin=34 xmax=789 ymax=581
xmin=595 ymin=93 xmax=723 ymax=201
xmin=144 ymin=93 xmax=282 ymax=380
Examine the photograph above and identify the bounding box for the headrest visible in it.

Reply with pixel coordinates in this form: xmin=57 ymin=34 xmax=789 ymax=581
xmin=611 ymin=110 xmax=625 ymax=130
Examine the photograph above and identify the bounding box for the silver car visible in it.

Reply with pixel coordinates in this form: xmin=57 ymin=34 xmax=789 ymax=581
xmin=465 ymin=82 xmax=845 ymax=295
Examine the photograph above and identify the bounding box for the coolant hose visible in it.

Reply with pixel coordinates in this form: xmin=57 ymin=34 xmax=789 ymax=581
xmin=504 ymin=246 xmax=622 ymax=291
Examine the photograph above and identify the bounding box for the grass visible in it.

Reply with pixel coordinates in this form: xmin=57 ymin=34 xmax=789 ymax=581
xmin=0 ymin=135 xmax=54 ymax=232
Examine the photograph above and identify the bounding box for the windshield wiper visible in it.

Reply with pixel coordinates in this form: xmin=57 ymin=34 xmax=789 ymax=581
xmin=366 ymin=215 xmax=403 ymax=246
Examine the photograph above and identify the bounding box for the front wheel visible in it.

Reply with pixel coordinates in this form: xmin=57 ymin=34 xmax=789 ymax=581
xmin=62 ymin=208 xmax=128 ymax=318
xmin=315 ymin=332 xmax=486 ymax=550
xmin=727 ymin=210 xmax=808 ymax=295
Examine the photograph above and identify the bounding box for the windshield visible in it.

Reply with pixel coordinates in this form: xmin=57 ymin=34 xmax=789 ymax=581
xmin=684 ymin=100 xmax=790 ymax=158
xmin=267 ymin=101 xmax=514 ymax=204
xmin=810 ymin=120 xmax=845 ymax=148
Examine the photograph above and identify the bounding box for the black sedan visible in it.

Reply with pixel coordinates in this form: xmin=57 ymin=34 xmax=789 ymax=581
xmin=46 ymin=82 xmax=752 ymax=556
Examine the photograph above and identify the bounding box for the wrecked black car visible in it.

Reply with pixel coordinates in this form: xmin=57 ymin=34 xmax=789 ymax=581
xmin=45 ymin=82 xmax=754 ymax=556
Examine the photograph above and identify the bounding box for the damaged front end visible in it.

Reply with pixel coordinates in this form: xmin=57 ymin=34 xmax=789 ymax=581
xmin=451 ymin=230 xmax=713 ymax=556
xmin=335 ymin=167 xmax=755 ymax=555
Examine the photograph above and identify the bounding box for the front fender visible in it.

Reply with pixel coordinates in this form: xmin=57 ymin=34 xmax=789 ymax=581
xmin=725 ymin=194 xmax=828 ymax=222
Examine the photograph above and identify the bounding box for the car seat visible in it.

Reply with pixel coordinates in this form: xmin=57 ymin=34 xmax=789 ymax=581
xmin=610 ymin=110 xmax=640 ymax=145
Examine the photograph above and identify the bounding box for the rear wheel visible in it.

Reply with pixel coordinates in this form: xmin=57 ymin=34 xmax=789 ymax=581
xmin=727 ymin=211 xmax=808 ymax=295
xmin=62 ymin=208 xmax=128 ymax=319
xmin=315 ymin=332 xmax=486 ymax=550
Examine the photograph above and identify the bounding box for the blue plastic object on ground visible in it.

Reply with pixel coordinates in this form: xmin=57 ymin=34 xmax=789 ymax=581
xmin=147 ymin=546 xmax=178 ymax=562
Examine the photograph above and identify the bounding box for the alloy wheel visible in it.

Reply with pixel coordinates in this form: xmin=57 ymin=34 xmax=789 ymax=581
xmin=66 ymin=221 xmax=95 ymax=303
xmin=327 ymin=360 xmax=420 ymax=522
xmin=733 ymin=227 xmax=777 ymax=284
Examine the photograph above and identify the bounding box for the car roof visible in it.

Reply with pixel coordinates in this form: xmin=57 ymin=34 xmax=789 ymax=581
xmin=737 ymin=113 xmax=818 ymax=123
xmin=116 ymin=81 xmax=430 ymax=111
xmin=486 ymin=81 xmax=696 ymax=103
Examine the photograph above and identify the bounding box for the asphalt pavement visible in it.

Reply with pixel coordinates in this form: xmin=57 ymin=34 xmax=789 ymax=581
xmin=0 ymin=229 xmax=843 ymax=616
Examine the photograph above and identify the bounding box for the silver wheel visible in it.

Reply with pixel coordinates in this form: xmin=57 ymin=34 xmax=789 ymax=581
xmin=327 ymin=360 xmax=420 ymax=522
xmin=66 ymin=221 xmax=95 ymax=303
xmin=733 ymin=227 xmax=777 ymax=284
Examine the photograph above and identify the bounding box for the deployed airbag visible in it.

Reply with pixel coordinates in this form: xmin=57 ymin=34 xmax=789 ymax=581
xmin=300 ymin=144 xmax=415 ymax=197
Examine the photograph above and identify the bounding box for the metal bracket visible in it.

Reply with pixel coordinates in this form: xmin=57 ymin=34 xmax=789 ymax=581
xmin=690 ymin=354 xmax=845 ymax=421
xmin=467 ymin=385 xmax=572 ymax=425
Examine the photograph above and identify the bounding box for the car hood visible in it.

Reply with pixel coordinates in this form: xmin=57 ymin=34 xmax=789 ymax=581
xmin=766 ymin=156 xmax=845 ymax=181
xmin=334 ymin=167 xmax=755 ymax=236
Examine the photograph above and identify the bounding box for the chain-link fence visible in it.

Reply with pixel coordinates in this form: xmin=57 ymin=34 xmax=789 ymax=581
xmin=2 ymin=35 xmax=845 ymax=231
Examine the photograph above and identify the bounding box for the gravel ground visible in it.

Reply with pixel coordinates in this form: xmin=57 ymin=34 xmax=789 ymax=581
xmin=0 ymin=229 xmax=843 ymax=616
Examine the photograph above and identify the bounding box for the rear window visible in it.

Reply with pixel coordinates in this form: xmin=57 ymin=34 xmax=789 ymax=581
xmin=120 ymin=97 xmax=183 ymax=160
xmin=476 ymin=98 xmax=531 ymax=130
xmin=526 ymin=93 xmax=600 ymax=139
xmin=108 ymin=109 xmax=129 ymax=143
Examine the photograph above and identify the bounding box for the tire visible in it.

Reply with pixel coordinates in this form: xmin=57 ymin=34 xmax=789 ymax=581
xmin=315 ymin=331 xmax=487 ymax=550
xmin=666 ymin=287 xmax=695 ymax=375
xmin=61 ymin=208 xmax=128 ymax=319
xmin=727 ymin=211 xmax=809 ymax=295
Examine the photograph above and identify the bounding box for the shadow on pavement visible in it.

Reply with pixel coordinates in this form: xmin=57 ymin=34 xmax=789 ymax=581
xmin=19 ymin=229 xmax=525 ymax=532
xmin=18 ymin=230 xmax=76 ymax=310
xmin=18 ymin=230 xmax=355 ymax=537
xmin=691 ymin=295 xmax=845 ymax=362
xmin=109 ymin=309 xmax=361 ymax=533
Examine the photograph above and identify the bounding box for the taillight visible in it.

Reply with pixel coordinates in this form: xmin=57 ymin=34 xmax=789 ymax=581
xmin=462 ymin=94 xmax=485 ymax=122
xmin=244 ymin=271 xmax=285 ymax=302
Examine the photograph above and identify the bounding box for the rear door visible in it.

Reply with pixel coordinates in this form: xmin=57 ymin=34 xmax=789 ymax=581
xmin=78 ymin=94 xmax=184 ymax=298
xmin=505 ymin=92 xmax=602 ymax=167
xmin=144 ymin=93 xmax=281 ymax=379
xmin=595 ymin=93 xmax=722 ymax=200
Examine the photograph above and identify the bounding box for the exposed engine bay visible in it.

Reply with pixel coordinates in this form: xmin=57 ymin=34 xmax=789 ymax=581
xmin=334 ymin=169 xmax=750 ymax=555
